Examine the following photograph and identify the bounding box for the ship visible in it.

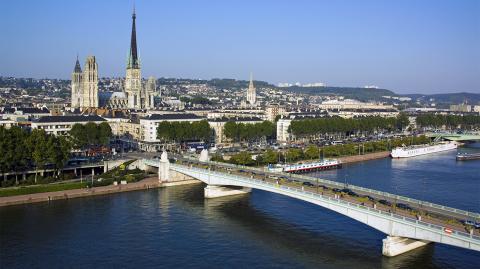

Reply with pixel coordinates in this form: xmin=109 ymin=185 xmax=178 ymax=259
xmin=267 ymin=159 xmax=341 ymax=173
xmin=390 ymin=141 xmax=457 ymax=158
xmin=456 ymin=152 xmax=480 ymax=161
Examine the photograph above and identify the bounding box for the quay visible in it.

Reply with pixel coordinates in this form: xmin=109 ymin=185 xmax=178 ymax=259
xmin=0 ymin=177 xmax=200 ymax=207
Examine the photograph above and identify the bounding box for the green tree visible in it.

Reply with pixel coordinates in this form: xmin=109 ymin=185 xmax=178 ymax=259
xmin=262 ymin=149 xmax=279 ymax=164
xmin=304 ymin=145 xmax=320 ymax=160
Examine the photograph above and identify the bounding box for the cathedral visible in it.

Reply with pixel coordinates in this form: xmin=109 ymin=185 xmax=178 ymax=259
xmin=71 ymin=8 xmax=155 ymax=110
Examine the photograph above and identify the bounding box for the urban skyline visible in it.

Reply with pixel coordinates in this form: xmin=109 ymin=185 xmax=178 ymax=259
xmin=1 ymin=0 xmax=479 ymax=94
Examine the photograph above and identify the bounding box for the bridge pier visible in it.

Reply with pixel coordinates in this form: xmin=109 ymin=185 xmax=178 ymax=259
xmin=382 ymin=236 xmax=430 ymax=257
xmin=204 ymin=185 xmax=251 ymax=199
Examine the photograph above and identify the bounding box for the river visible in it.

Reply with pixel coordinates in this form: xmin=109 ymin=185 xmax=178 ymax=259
xmin=1 ymin=146 xmax=479 ymax=268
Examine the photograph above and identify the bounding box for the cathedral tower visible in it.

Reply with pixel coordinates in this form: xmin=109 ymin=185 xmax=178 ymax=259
xmin=71 ymin=56 xmax=83 ymax=109
xmin=125 ymin=7 xmax=142 ymax=109
xmin=82 ymin=56 xmax=99 ymax=109
xmin=146 ymin=76 xmax=156 ymax=109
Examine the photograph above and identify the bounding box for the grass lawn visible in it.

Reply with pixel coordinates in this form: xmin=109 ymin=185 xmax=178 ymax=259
xmin=0 ymin=182 xmax=87 ymax=197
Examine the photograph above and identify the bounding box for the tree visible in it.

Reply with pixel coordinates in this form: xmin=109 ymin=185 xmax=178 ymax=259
xmin=304 ymin=145 xmax=320 ymax=160
xmin=28 ymin=129 xmax=49 ymax=182
xmin=229 ymin=152 xmax=254 ymax=166
xmin=262 ymin=149 xmax=278 ymax=164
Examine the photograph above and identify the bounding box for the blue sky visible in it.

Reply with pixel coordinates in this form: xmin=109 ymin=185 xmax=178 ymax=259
xmin=1 ymin=0 xmax=479 ymax=94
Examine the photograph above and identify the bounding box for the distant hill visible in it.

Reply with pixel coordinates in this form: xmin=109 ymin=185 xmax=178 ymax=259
xmin=404 ymin=92 xmax=480 ymax=105
xmin=207 ymin=78 xmax=275 ymax=90
xmin=283 ymin=86 xmax=397 ymax=101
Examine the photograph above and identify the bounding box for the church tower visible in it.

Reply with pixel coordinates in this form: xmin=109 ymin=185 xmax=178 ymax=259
xmin=71 ymin=56 xmax=83 ymax=109
xmin=125 ymin=6 xmax=142 ymax=109
xmin=82 ymin=56 xmax=99 ymax=109
xmin=247 ymin=73 xmax=257 ymax=106
xmin=146 ymin=76 xmax=156 ymax=109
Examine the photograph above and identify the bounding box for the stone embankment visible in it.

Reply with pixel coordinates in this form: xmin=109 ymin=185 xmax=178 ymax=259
xmin=0 ymin=177 xmax=200 ymax=207
xmin=338 ymin=151 xmax=390 ymax=164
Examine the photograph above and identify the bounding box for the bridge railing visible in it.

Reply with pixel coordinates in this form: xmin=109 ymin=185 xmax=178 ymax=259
xmin=177 ymin=156 xmax=480 ymax=220
xmin=172 ymin=164 xmax=480 ymax=244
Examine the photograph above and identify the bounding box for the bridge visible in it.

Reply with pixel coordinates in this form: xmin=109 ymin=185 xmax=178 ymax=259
xmin=143 ymin=152 xmax=480 ymax=257
xmin=426 ymin=132 xmax=480 ymax=142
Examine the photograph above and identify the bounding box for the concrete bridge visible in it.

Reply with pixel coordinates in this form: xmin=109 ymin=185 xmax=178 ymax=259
xmin=426 ymin=132 xmax=480 ymax=142
xmin=143 ymin=152 xmax=480 ymax=257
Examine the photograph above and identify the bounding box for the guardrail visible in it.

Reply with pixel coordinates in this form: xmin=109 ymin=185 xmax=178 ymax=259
xmin=172 ymin=164 xmax=480 ymax=244
xmin=177 ymin=156 xmax=480 ymax=220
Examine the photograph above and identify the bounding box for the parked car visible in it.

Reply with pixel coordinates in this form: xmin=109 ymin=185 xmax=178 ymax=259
xmin=379 ymin=200 xmax=392 ymax=207
xmin=302 ymin=182 xmax=315 ymax=187
xmin=396 ymin=203 xmax=413 ymax=211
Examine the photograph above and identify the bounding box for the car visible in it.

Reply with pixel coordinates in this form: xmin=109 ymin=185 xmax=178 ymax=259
xmin=363 ymin=195 xmax=376 ymax=202
xmin=462 ymin=220 xmax=475 ymax=226
xmin=378 ymin=200 xmax=392 ymax=206
xmin=475 ymin=222 xmax=480 ymax=229
xmin=302 ymin=182 xmax=315 ymax=187
xmin=341 ymin=188 xmax=359 ymax=197
xmin=396 ymin=203 xmax=413 ymax=211
xmin=332 ymin=188 xmax=342 ymax=193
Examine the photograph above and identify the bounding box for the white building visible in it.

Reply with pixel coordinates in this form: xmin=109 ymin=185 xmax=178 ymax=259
xmin=139 ymin=113 xmax=204 ymax=148
xmin=276 ymin=118 xmax=292 ymax=143
xmin=31 ymin=115 xmax=106 ymax=136
xmin=318 ymin=99 xmax=395 ymax=111
xmin=208 ymin=117 xmax=263 ymax=144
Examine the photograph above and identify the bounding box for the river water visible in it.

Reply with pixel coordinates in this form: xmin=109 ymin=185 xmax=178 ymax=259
xmin=1 ymin=147 xmax=479 ymax=268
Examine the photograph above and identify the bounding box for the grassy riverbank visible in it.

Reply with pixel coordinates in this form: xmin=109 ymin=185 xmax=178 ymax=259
xmin=0 ymin=182 xmax=87 ymax=197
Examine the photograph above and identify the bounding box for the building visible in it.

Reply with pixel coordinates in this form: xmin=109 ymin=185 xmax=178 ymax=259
xmin=276 ymin=118 xmax=292 ymax=143
xmin=265 ymin=103 xmax=286 ymax=122
xmin=139 ymin=113 xmax=205 ymax=151
xmin=246 ymin=73 xmax=256 ymax=106
xmin=450 ymin=103 xmax=472 ymax=113
xmin=317 ymin=99 xmax=395 ymax=111
xmin=0 ymin=119 xmax=17 ymax=129
xmin=31 ymin=115 xmax=106 ymax=136
xmin=70 ymin=7 xmax=155 ymax=111
xmin=474 ymin=105 xmax=480 ymax=113
xmin=208 ymin=117 xmax=263 ymax=144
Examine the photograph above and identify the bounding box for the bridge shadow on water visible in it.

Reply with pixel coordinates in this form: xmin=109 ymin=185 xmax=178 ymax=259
xmin=164 ymin=183 xmax=442 ymax=269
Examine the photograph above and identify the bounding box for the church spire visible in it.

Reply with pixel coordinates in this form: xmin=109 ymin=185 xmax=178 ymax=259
xmin=127 ymin=4 xmax=139 ymax=69
xmin=249 ymin=72 xmax=254 ymax=89
xmin=73 ymin=55 xmax=82 ymax=73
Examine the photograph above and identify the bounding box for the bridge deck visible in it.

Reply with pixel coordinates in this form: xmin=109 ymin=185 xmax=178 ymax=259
xmin=167 ymin=162 xmax=480 ymax=251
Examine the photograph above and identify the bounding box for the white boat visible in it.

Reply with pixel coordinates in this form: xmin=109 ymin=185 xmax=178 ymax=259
xmin=390 ymin=142 xmax=457 ymax=158
xmin=267 ymin=159 xmax=341 ymax=173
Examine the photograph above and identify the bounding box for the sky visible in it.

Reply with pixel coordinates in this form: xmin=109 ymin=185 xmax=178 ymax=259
xmin=1 ymin=0 xmax=479 ymax=94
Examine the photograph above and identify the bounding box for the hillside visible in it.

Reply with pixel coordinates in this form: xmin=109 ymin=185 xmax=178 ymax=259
xmin=283 ymin=86 xmax=397 ymax=101
xmin=404 ymin=92 xmax=480 ymax=105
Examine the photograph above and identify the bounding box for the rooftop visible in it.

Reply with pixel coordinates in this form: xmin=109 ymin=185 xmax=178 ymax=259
xmin=36 ymin=115 xmax=106 ymax=123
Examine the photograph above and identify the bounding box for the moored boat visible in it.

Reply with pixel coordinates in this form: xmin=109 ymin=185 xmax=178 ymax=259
xmin=456 ymin=152 xmax=480 ymax=161
xmin=390 ymin=141 xmax=457 ymax=158
xmin=267 ymin=159 xmax=341 ymax=173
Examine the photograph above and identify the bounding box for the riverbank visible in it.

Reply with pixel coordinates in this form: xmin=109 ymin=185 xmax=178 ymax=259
xmin=338 ymin=151 xmax=390 ymax=164
xmin=0 ymin=177 xmax=201 ymax=207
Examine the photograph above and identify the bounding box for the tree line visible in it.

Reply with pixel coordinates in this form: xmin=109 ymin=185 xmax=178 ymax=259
xmin=224 ymin=121 xmax=276 ymax=142
xmin=70 ymin=122 xmax=112 ymax=149
xmin=288 ymin=114 xmax=410 ymax=139
xmin=415 ymin=114 xmax=480 ymax=129
xmin=157 ymin=120 xmax=212 ymax=143
xmin=0 ymin=122 xmax=113 ymax=185
xmin=216 ymin=135 xmax=430 ymax=166
xmin=0 ymin=127 xmax=71 ymax=183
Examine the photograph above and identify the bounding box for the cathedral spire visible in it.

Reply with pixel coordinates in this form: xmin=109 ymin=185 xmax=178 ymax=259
xmin=127 ymin=4 xmax=139 ymax=69
xmin=74 ymin=55 xmax=82 ymax=73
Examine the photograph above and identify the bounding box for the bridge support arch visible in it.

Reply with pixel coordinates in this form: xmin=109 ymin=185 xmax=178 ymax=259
xmin=382 ymin=236 xmax=430 ymax=257
xmin=204 ymin=185 xmax=251 ymax=199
